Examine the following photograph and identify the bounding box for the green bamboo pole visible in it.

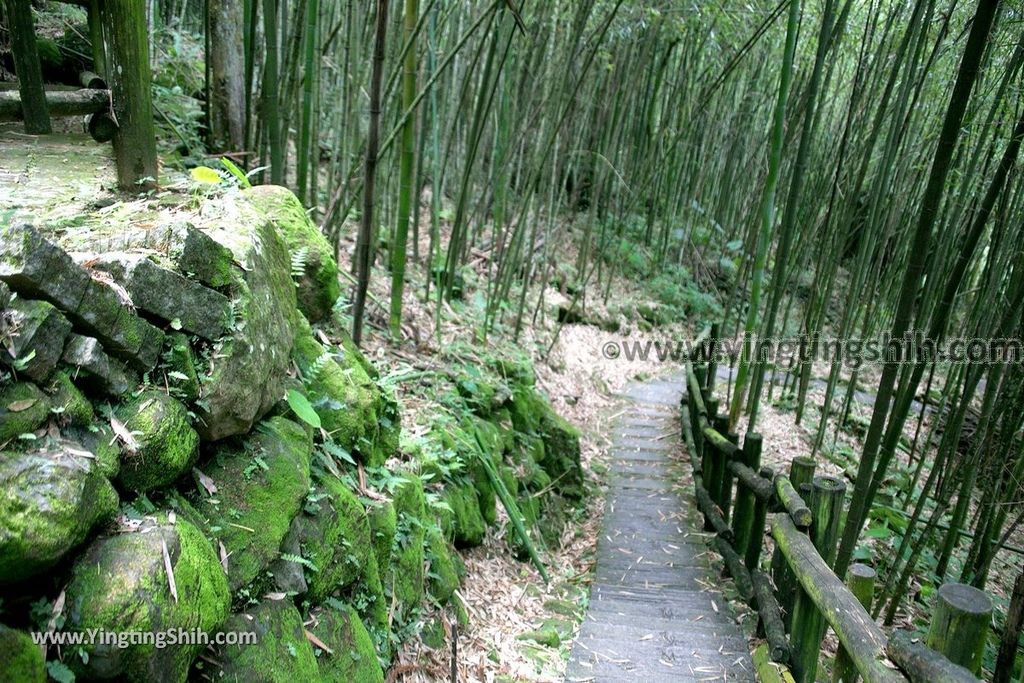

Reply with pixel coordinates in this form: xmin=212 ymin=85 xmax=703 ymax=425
xmin=389 ymin=0 xmax=421 ymax=336
xmin=926 ymin=583 xmax=993 ymax=676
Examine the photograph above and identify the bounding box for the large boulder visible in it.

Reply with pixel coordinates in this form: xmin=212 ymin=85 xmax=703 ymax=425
xmin=192 ymin=417 xmax=312 ymax=592
xmin=244 ymin=185 xmax=340 ymax=322
xmin=192 ymin=194 xmax=299 ymax=440
xmin=215 ymin=599 xmax=319 ymax=683
xmin=114 ymin=390 xmax=200 ymax=493
xmin=292 ymin=316 xmax=400 ymax=466
xmin=63 ymin=515 xmax=231 ymax=683
xmin=0 ymin=625 xmax=45 ymax=683
xmin=0 ymin=442 xmax=117 ymax=584
xmin=309 ymin=604 xmax=385 ymax=683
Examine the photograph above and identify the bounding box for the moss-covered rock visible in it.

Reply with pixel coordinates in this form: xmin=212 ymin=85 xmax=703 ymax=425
xmin=0 ymin=382 xmax=50 ymax=443
xmin=192 ymin=417 xmax=312 ymax=592
xmin=508 ymin=386 xmax=583 ymax=498
xmin=539 ymin=411 xmax=583 ymax=498
xmin=193 ymin=195 xmax=298 ymax=441
xmin=115 ymin=390 xmax=199 ymax=492
xmin=426 ymin=525 xmax=460 ymax=604
xmin=0 ymin=625 xmax=45 ymax=683
xmin=285 ymin=475 xmax=373 ymax=604
xmin=292 ymin=315 xmax=400 ymax=466
xmin=0 ymin=445 xmax=117 ymax=584
xmin=309 ymin=604 xmax=384 ymax=683
xmin=244 ymin=185 xmax=340 ymax=323
xmin=387 ymin=475 xmax=426 ymax=625
xmin=216 ymin=599 xmax=319 ymax=683
xmin=366 ymin=500 xmax=396 ymax=571
xmin=46 ymin=370 xmax=93 ymax=427
xmin=163 ymin=332 xmax=201 ymax=402
xmin=440 ymin=482 xmax=487 ymax=548
xmin=64 ymin=423 xmax=120 ymax=478
xmin=63 ymin=515 xmax=231 ymax=682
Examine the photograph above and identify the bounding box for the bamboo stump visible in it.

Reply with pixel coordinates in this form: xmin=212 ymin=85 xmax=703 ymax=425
xmin=926 ymin=583 xmax=992 ymax=676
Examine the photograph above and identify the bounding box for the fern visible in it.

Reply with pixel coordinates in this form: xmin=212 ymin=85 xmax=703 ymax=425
xmin=290 ymin=247 xmax=309 ymax=281
xmin=280 ymin=553 xmax=319 ymax=573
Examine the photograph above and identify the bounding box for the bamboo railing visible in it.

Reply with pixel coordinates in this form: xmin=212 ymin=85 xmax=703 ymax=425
xmin=682 ymin=356 xmax=991 ymax=683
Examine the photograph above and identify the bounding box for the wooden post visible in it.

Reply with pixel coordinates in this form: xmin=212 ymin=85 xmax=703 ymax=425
xmin=745 ymin=464 xmax=773 ymax=570
xmin=706 ymin=321 xmax=720 ymax=393
xmin=775 ymin=456 xmax=818 ymax=630
xmin=733 ymin=432 xmax=763 ymax=557
xmin=926 ymin=583 xmax=993 ymax=676
xmin=714 ymin=415 xmax=733 ymax=520
xmin=101 ymin=0 xmax=159 ymax=189
xmin=790 ymin=476 xmax=847 ymax=683
xmin=994 ymin=572 xmax=1024 ymax=683
xmin=833 ymin=563 xmax=876 ymax=683
xmin=5 ymin=0 xmax=52 ymax=134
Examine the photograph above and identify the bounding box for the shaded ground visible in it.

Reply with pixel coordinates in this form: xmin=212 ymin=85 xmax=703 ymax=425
xmin=0 ymin=126 xmax=117 ymax=224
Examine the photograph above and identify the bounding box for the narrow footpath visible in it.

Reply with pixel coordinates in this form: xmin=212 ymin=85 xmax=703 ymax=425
xmin=566 ymin=375 xmax=754 ymax=682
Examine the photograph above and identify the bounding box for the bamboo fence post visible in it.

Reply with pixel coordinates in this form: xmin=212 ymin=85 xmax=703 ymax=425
xmin=714 ymin=414 xmax=734 ymax=520
xmin=746 ymin=463 xmax=772 ymax=570
xmin=926 ymin=583 xmax=993 ymax=676
xmin=833 ymin=563 xmax=876 ymax=683
xmin=733 ymin=432 xmax=763 ymax=557
xmin=706 ymin=321 xmax=720 ymax=394
xmin=775 ymin=457 xmax=816 ymax=630
xmin=790 ymin=476 xmax=847 ymax=683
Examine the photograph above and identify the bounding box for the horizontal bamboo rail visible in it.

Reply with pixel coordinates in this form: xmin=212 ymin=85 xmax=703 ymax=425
xmin=680 ymin=358 xmax=986 ymax=683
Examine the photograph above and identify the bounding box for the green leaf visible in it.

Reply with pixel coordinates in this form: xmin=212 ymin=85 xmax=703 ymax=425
xmin=286 ymin=389 xmax=321 ymax=429
xmin=220 ymin=158 xmax=252 ymax=188
xmin=47 ymin=661 xmax=76 ymax=683
xmin=190 ymin=166 xmax=222 ymax=185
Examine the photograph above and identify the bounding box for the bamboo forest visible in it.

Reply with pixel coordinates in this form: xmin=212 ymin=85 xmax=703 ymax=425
xmin=2 ymin=0 xmax=1024 ymax=680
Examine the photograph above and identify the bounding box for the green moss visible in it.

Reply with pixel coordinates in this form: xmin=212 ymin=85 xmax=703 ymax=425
xmin=387 ymin=475 xmax=426 ymax=625
xmin=367 ymin=500 xmax=396 ymax=570
xmin=115 ymin=390 xmax=199 ymax=492
xmin=296 ymin=475 xmax=373 ymax=604
xmin=0 ymin=448 xmax=118 ymax=583
xmin=426 ymin=525 xmax=460 ymax=604
xmin=163 ymin=332 xmax=201 ymax=402
xmin=0 ymin=625 xmax=45 ymax=683
xmin=507 ymin=386 xmax=583 ymax=498
xmin=193 ymin=417 xmax=312 ymax=592
xmin=440 ymin=483 xmax=486 ymax=548
xmin=517 ymin=626 xmax=561 ymax=648
xmin=0 ymin=382 xmax=50 ymax=443
xmin=244 ymin=185 xmax=340 ymax=322
xmin=420 ymin=616 xmax=446 ymax=649
xmin=292 ymin=316 xmax=400 ymax=467
xmin=71 ymin=423 xmax=121 ymax=478
xmin=218 ymin=599 xmax=319 ymax=683
xmin=64 ymin=515 xmax=230 ymax=682
xmin=47 ymin=371 xmax=93 ymax=426
xmin=310 ymin=604 xmax=385 ymax=683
